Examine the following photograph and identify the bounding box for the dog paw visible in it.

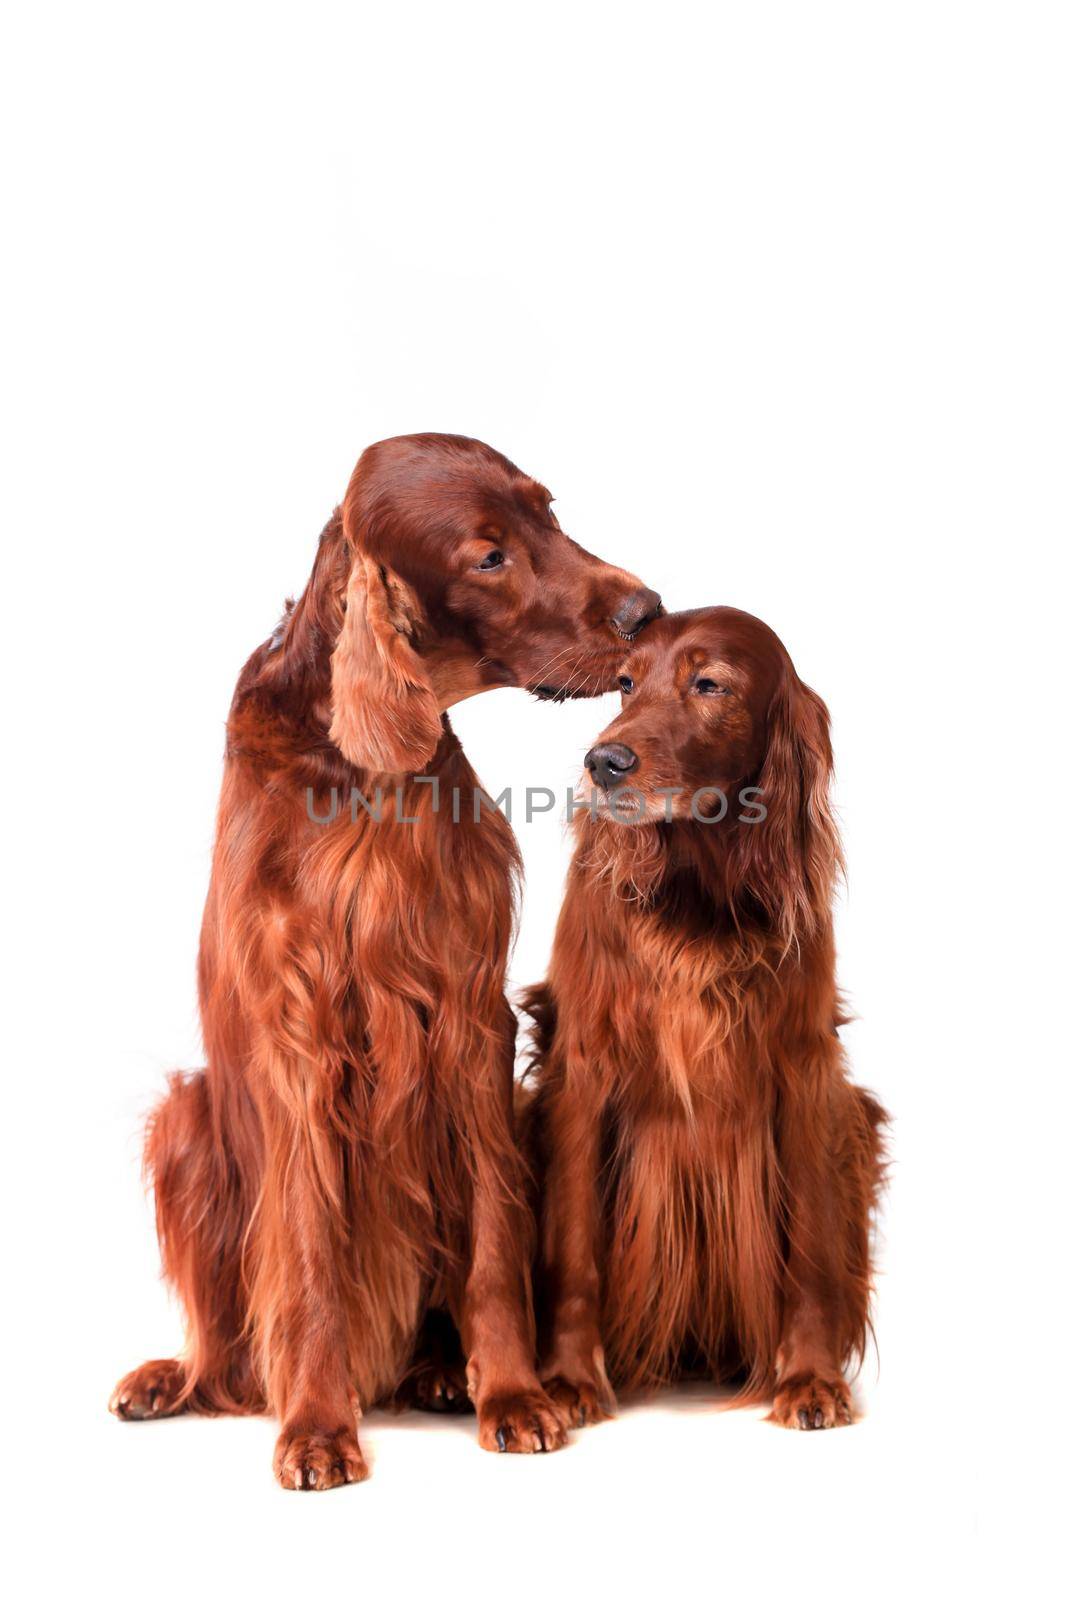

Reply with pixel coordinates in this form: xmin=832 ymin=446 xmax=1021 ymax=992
xmin=771 ymin=1373 xmax=853 ymax=1430
xmin=109 ymin=1358 xmax=188 ymax=1420
xmin=274 ymin=1424 xmax=368 ymax=1490
xmin=542 ymin=1373 xmax=614 ymax=1428
xmin=396 ymin=1361 xmax=472 ymax=1413
xmin=477 ymin=1389 xmax=568 ymax=1454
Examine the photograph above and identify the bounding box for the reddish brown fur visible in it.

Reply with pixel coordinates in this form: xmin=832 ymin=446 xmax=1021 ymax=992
xmin=110 ymin=434 xmax=657 ymax=1486
xmin=525 ymin=607 xmax=887 ymax=1430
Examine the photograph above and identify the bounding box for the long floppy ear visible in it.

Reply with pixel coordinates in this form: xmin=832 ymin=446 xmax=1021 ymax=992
xmin=329 ymin=549 xmax=441 ymax=774
xmin=736 ymin=674 xmax=842 ymax=950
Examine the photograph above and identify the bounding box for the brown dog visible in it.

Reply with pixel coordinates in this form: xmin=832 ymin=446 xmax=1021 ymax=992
xmin=526 ymin=606 xmax=886 ymax=1429
xmin=110 ymin=433 xmax=659 ymax=1487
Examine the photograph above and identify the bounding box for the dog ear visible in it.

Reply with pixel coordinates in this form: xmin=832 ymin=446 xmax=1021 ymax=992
xmin=737 ymin=674 xmax=841 ymax=950
xmin=329 ymin=548 xmax=441 ymax=774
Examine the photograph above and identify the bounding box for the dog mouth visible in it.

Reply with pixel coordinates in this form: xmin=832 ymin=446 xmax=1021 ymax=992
xmin=598 ymin=793 xmax=648 ymax=819
xmin=530 ymin=683 xmax=593 ymax=702
xmin=527 ymin=651 xmax=628 ymax=703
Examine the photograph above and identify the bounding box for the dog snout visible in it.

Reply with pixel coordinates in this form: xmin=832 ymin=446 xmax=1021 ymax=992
xmin=584 ymin=742 xmax=640 ymax=790
xmin=610 ymin=587 xmax=662 ymax=640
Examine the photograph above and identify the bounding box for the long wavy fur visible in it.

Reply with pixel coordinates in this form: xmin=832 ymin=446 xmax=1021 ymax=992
xmin=526 ymin=627 xmax=887 ymax=1408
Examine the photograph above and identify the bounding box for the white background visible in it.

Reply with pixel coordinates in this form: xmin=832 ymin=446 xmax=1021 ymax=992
xmin=3 ymin=3 xmax=1062 ymax=1595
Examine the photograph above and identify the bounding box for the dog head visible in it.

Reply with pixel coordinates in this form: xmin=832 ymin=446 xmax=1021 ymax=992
xmin=582 ymin=606 xmax=840 ymax=940
xmin=329 ymin=433 xmax=659 ymax=773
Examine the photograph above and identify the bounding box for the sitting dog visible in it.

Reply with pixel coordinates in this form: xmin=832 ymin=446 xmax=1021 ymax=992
xmin=525 ymin=606 xmax=886 ymax=1429
xmin=110 ymin=433 xmax=660 ymax=1486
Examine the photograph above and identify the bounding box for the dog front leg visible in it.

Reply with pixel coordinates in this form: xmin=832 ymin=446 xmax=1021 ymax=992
xmin=771 ymin=1051 xmax=885 ymax=1429
xmin=536 ymin=1084 xmax=615 ymax=1426
xmin=253 ymin=1088 xmax=369 ymax=1488
xmin=456 ymin=1022 xmax=568 ymax=1457
xmin=461 ymin=1172 xmax=568 ymax=1454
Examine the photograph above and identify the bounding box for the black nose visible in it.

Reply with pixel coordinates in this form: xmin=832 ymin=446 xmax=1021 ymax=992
xmin=611 ymin=587 xmax=662 ymax=640
xmin=584 ymin=742 xmax=640 ymax=790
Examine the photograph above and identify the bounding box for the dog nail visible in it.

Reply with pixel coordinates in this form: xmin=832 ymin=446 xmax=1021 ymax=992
xmin=578 ymin=1405 xmax=586 ymax=1427
xmin=496 ymin=1427 xmax=508 ymax=1452
xmin=294 ymin=1468 xmax=303 ymax=1489
xmin=813 ymin=1408 xmax=824 ymax=1429
xmin=307 ymin=1468 xmax=316 ymax=1487
xmin=798 ymin=1409 xmax=811 ymax=1430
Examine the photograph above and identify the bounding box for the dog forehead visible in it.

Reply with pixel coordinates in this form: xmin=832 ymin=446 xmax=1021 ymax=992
xmin=668 ymin=608 xmax=785 ymax=673
xmin=422 ymin=469 xmax=549 ymax=534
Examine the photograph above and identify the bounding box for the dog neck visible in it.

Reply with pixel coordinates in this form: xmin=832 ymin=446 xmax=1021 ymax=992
xmin=580 ymin=813 xmax=785 ymax=946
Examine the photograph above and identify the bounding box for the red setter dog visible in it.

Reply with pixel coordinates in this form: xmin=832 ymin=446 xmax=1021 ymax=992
xmin=110 ymin=433 xmax=659 ymax=1487
xmin=526 ymin=606 xmax=886 ymax=1429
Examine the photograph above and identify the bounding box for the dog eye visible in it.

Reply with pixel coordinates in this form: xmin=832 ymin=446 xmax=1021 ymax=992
xmin=618 ymin=675 xmax=634 ymax=694
xmin=476 ymin=550 xmax=505 ymax=570
xmin=695 ymin=678 xmax=728 ymax=695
